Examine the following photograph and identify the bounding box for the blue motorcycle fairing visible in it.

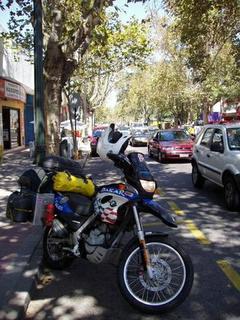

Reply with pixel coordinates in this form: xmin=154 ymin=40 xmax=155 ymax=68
xmin=54 ymin=194 xmax=73 ymax=214
xmin=141 ymin=199 xmax=177 ymax=228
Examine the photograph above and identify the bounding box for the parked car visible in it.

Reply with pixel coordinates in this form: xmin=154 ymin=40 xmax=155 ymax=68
xmin=90 ymin=126 xmax=108 ymax=156
xmin=191 ymin=123 xmax=240 ymax=211
xmin=130 ymin=128 xmax=151 ymax=147
xmin=130 ymin=122 xmax=146 ymax=130
xmin=148 ymin=129 xmax=194 ymax=162
xmin=117 ymin=125 xmax=131 ymax=136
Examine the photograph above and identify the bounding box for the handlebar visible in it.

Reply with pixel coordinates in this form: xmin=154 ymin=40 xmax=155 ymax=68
xmin=107 ymin=153 xmax=132 ymax=171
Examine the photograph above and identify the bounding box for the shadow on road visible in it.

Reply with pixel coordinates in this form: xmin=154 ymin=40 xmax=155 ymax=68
xmin=26 ymin=152 xmax=240 ymax=320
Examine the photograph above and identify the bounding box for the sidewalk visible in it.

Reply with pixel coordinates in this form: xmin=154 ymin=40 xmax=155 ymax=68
xmin=0 ymin=147 xmax=43 ymax=320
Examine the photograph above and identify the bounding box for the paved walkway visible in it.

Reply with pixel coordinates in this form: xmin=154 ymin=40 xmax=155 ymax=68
xmin=0 ymin=147 xmax=42 ymax=320
xmin=0 ymin=147 xmax=123 ymax=320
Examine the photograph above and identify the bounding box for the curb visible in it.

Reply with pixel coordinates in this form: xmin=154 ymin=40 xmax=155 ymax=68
xmin=0 ymin=226 xmax=43 ymax=320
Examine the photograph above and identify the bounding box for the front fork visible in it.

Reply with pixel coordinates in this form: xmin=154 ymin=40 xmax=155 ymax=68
xmin=132 ymin=205 xmax=153 ymax=279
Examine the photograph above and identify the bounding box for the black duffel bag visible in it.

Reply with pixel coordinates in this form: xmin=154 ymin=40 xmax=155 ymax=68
xmin=6 ymin=190 xmax=36 ymax=223
xmin=42 ymin=155 xmax=85 ymax=177
xmin=18 ymin=168 xmax=46 ymax=192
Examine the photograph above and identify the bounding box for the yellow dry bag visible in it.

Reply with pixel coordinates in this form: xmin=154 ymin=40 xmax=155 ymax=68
xmin=53 ymin=171 xmax=95 ymax=197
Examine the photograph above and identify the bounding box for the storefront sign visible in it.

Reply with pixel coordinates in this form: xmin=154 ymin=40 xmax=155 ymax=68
xmin=0 ymin=78 xmax=26 ymax=103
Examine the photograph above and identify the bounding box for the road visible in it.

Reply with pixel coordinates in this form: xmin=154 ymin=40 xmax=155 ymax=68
xmin=25 ymin=146 xmax=240 ymax=320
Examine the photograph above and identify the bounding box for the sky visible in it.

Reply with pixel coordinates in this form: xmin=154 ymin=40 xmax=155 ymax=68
xmin=0 ymin=0 xmax=160 ymax=30
xmin=111 ymin=0 xmax=156 ymax=23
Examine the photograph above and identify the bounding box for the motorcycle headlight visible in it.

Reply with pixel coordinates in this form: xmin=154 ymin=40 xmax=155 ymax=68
xmin=140 ymin=180 xmax=156 ymax=193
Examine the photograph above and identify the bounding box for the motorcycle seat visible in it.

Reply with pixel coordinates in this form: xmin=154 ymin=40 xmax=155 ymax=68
xmin=62 ymin=192 xmax=92 ymax=216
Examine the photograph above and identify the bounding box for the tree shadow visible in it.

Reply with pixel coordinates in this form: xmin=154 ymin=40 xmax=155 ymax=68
xmin=26 ymin=153 xmax=240 ymax=320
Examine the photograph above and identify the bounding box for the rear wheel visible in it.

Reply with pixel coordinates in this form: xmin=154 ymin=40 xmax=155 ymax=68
xmin=118 ymin=236 xmax=194 ymax=313
xmin=224 ymin=176 xmax=240 ymax=211
xmin=192 ymin=162 xmax=205 ymax=188
xmin=43 ymin=226 xmax=74 ymax=269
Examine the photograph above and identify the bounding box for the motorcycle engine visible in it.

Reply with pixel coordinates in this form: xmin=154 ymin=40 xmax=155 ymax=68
xmin=84 ymin=222 xmax=111 ymax=254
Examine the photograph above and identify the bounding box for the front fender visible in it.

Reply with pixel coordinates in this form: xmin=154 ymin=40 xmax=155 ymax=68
xmin=140 ymin=199 xmax=177 ymax=228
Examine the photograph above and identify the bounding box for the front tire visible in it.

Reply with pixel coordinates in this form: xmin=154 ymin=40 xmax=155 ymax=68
xmin=148 ymin=147 xmax=153 ymax=158
xmin=43 ymin=226 xmax=74 ymax=270
xmin=224 ymin=176 xmax=240 ymax=211
xmin=192 ymin=162 xmax=205 ymax=188
xmin=118 ymin=236 xmax=194 ymax=313
xmin=158 ymin=151 xmax=164 ymax=163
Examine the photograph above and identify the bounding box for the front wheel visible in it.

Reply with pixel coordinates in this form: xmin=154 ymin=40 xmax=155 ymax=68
xmin=118 ymin=236 xmax=194 ymax=314
xmin=192 ymin=162 xmax=205 ymax=188
xmin=148 ymin=147 xmax=153 ymax=158
xmin=158 ymin=151 xmax=164 ymax=163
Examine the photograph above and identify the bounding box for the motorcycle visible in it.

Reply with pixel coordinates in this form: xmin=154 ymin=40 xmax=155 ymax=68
xmin=40 ymin=125 xmax=194 ymax=314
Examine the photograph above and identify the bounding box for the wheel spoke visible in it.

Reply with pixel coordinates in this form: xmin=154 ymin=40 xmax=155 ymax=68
xmin=123 ymin=241 xmax=187 ymax=306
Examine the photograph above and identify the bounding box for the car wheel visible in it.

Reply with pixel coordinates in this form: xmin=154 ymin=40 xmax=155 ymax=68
xmin=158 ymin=151 xmax=164 ymax=163
xmin=224 ymin=176 xmax=240 ymax=211
xmin=192 ymin=162 xmax=205 ymax=188
xmin=148 ymin=147 xmax=153 ymax=158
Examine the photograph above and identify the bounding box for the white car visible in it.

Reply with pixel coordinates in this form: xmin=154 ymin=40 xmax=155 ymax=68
xmin=191 ymin=123 xmax=240 ymax=211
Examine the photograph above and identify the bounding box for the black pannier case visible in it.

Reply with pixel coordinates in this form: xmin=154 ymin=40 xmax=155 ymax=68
xmin=6 ymin=191 xmax=36 ymax=222
xmin=42 ymin=156 xmax=85 ymax=177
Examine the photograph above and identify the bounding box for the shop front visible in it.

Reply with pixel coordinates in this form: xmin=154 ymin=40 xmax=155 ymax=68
xmin=0 ymin=77 xmax=26 ymax=159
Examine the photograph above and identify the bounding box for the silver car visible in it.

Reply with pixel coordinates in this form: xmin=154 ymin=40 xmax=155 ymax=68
xmin=191 ymin=123 xmax=240 ymax=211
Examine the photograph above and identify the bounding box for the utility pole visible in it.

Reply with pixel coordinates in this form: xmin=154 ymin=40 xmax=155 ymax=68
xmin=33 ymin=0 xmax=45 ymax=165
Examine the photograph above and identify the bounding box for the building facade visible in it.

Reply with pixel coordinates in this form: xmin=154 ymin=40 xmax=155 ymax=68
xmin=0 ymin=24 xmax=34 ymax=160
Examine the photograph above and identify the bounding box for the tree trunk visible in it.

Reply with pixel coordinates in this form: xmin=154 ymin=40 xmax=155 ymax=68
xmin=44 ymin=58 xmax=81 ymax=155
xmin=44 ymin=76 xmax=62 ymax=154
xmin=43 ymin=42 xmax=75 ymax=155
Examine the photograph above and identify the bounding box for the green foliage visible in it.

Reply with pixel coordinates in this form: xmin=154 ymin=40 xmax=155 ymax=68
xmin=79 ymin=14 xmax=152 ymax=79
xmin=95 ymin=105 xmax=114 ymax=123
xmin=116 ymin=6 xmax=240 ymax=126
xmin=163 ymin=0 xmax=240 ymax=80
xmin=66 ymin=13 xmax=152 ymax=119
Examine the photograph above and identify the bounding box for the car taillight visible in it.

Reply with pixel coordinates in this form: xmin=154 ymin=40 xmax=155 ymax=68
xmin=43 ymin=204 xmax=55 ymax=226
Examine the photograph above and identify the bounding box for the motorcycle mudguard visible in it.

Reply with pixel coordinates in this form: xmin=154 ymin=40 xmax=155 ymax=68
xmin=140 ymin=199 xmax=177 ymax=228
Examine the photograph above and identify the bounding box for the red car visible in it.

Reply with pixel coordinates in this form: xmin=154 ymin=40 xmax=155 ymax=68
xmin=148 ymin=129 xmax=194 ymax=162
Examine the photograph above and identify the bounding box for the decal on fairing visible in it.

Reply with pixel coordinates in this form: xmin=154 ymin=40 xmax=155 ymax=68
xmin=54 ymin=195 xmax=73 ymax=214
xmin=100 ymin=187 xmax=137 ymax=200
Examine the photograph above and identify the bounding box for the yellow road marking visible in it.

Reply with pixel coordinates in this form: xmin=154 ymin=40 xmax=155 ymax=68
xmin=168 ymin=201 xmax=185 ymax=216
xmin=217 ymin=260 xmax=240 ymax=292
xmin=184 ymin=219 xmax=210 ymax=245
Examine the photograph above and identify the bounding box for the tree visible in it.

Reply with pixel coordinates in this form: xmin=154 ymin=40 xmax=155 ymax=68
xmin=1 ymin=0 xmax=148 ymax=155
xmin=163 ymin=0 xmax=240 ymax=80
xmin=64 ymin=14 xmax=151 ymax=150
xmin=116 ymin=15 xmax=200 ymax=125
